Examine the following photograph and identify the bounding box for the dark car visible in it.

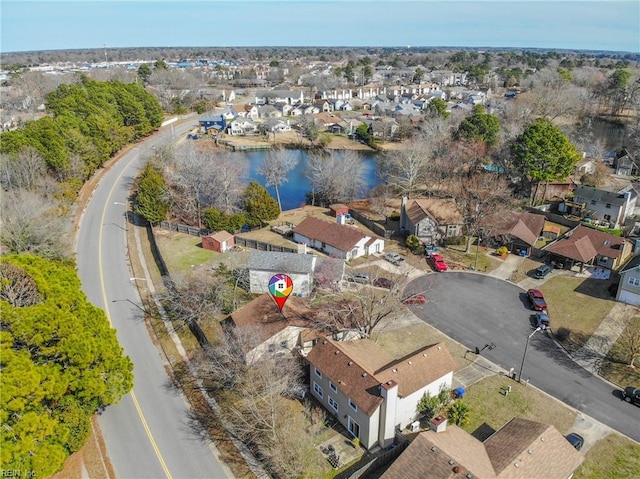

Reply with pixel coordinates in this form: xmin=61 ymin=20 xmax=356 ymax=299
xmin=402 ymin=293 xmax=426 ymax=304
xmin=527 ymin=289 xmax=547 ymax=311
xmin=534 ymin=264 xmax=552 ymax=279
xmin=565 ymin=433 xmax=584 ymax=451
xmin=535 ymin=311 xmax=550 ymax=330
xmin=622 ymin=386 xmax=640 ymax=406
xmin=373 ymin=277 xmax=394 ymax=289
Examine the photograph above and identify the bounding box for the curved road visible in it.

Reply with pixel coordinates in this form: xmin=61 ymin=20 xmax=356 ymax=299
xmin=76 ymin=122 xmax=232 ymax=478
xmin=405 ymin=272 xmax=640 ymax=443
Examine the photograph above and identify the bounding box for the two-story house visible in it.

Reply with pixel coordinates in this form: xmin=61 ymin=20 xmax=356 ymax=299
xmin=566 ymin=185 xmax=637 ymax=228
xmin=246 ymin=250 xmax=317 ymax=297
xmin=616 ymin=254 xmax=640 ymax=306
xmin=306 ymin=338 xmax=456 ymax=450
xmin=198 ymin=114 xmax=226 ymax=133
xmin=293 ymin=216 xmax=384 ymax=260
xmin=400 ymin=197 xmax=464 ymax=246
xmin=613 ymin=147 xmax=638 ymax=176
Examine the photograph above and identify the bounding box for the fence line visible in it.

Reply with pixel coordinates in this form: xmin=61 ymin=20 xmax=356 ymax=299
xmin=235 ymin=237 xmax=297 ymax=253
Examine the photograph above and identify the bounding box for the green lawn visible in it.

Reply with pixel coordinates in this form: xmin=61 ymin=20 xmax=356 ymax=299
xmin=462 ymin=375 xmax=577 ymax=436
xmin=573 ymin=433 xmax=640 ymax=479
xmin=540 ymin=276 xmax=616 ymax=350
xmin=155 ymin=230 xmax=218 ymax=274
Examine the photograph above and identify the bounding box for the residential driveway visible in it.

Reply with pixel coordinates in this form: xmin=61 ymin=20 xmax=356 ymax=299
xmin=404 ymin=271 xmax=640 ymax=443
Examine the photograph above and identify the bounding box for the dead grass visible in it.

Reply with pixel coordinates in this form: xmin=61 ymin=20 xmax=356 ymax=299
xmin=573 ymin=432 xmax=640 ymax=479
xmin=374 ymin=323 xmax=469 ymax=371
xmin=600 ymin=313 xmax=640 ymax=387
xmin=440 ymin=244 xmax=501 ymax=272
xmin=462 ymin=375 xmax=577 ymax=437
xmin=540 ymin=276 xmax=616 ymax=350
xmin=153 ymin=229 xmax=217 ymax=274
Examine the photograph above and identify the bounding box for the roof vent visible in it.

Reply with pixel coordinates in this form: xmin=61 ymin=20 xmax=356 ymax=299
xmin=540 ymin=437 xmax=545 ymax=442
xmin=438 ymin=346 xmax=441 ymax=350
xmin=323 ymin=340 xmax=327 ymax=345
xmin=348 ymin=361 xmax=353 ymax=366
xmin=431 ymin=446 xmax=437 ymax=452
xmin=514 ymin=463 xmax=520 ymax=468
xmin=362 ymin=373 xmax=367 ymax=377
xmin=387 ymin=380 xmax=393 ymax=385
xmin=335 ymin=350 xmax=340 ymax=355
xmin=392 ymin=368 xmax=398 ymax=373
xmin=466 ymin=474 xmax=473 ymax=479
xmin=453 ymin=466 xmax=461 ymax=473
xmin=448 ymin=459 xmax=455 ymax=465
xmin=408 ymin=361 xmax=413 ymax=365
xmin=528 ymin=449 xmax=533 ymax=455
xmin=423 ymin=353 xmax=427 ymax=357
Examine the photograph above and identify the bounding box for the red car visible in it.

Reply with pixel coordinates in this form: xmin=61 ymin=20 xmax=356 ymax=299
xmin=402 ymin=294 xmax=426 ymax=304
xmin=527 ymin=289 xmax=547 ymax=311
xmin=373 ymin=277 xmax=394 ymax=289
xmin=428 ymin=254 xmax=448 ymax=272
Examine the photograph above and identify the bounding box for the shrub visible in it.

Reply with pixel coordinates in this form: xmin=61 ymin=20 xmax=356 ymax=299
xmin=389 ymin=211 xmax=401 ymax=221
xmin=496 ymin=246 xmax=508 ymax=256
xmin=443 ymin=235 xmax=465 ymax=246
xmin=406 ymin=234 xmax=422 ymax=254
xmin=556 ymin=327 xmax=571 ymax=342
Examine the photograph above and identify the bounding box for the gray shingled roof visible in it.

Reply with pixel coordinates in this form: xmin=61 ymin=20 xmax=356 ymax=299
xmin=246 ymin=250 xmax=316 ymax=274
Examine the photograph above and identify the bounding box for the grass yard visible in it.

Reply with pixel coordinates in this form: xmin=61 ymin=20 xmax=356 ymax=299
xmin=154 ymin=229 xmax=218 ymax=274
xmin=441 ymin=243 xmax=501 ymax=272
xmin=374 ymin=323 xmax=469 ymax=371
xmin=600 ymin=314 xmax=640 ymax=387
xmin=573 ymin=433 xmax=640 ymax=479
xmin=462 ymin=375 xmax=577 ymax=437
xmin=539 ymin=276 xmax=616 ymax=350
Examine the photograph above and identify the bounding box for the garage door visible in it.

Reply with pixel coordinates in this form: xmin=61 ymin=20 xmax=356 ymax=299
xmin=618 ymin=289 xmax=640 ymax=306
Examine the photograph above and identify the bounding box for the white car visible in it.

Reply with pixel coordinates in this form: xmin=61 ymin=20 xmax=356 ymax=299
xmin=384 ymin=252 xmax=406 ymax=266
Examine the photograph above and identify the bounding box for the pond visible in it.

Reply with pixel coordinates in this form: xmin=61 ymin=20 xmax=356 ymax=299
xmin=239 ymin=150 xmax=382 ymax=211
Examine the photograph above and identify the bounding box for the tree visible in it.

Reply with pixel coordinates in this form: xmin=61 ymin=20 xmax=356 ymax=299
xmin=615 ymin=315 xmax=640 ymax=369
xmin=380 ymin=140 xmax=433 ymax=195
xmin=426 ymin=98 xmax=449 ymax=118
xmin=510 ymin=118 xmax=582 ymax=204
xmin=259 ymin=147 xmax=299 ymax=211
xmin=447 ymin=400 xmax=471 ymax=426
xmin=412 ymin=67 xmax=424 ymax=84
xmin=135 ymin=163 xmax=169 ymax=224
xmin=406 ymin=234 xmax=422 ymax=254
xmin=242 ymin=181 xmax=279 ymax=227
xmin=606 ymin=69 xmax=632 ymax=115
xmin=306 ymin=150 xmax=367 ymax=206
xmin=137 ymin=63 xmax=152 ymax=84
xmin=454 ymin=105 xmax=500 ymax=147
xmin=202 ymin=207 xmax=246 ymax=232
xmin=417 ymin=387 xmax=450 ymax=420
xmin=1 ymin=255 xmax=133 ymax=477
xmin=0 ymin=147 xmax=47 ymax=191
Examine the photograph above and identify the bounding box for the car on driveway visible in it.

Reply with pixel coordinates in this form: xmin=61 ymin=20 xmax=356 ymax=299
xmin=622 ymin=386 xmax=640 ymax=406
xmin=373 ymin=277 xmax=394 ymax=289
xmin=565 ymin=433 xmax=584 ymax=451
xmin=428 ymin=254 xmax=448 ymax=272
xmin=346 ymin=273 xmax=370 ymax=284
xmin=384 ymin=252 xmax=406 ymax=266
xmin=402 ymin=293 xmax=426 ymax=304
xmin=535 ymin=311 xmax=550 ymax=330
xmin=527 ymin=289 xmax=547 ymax=311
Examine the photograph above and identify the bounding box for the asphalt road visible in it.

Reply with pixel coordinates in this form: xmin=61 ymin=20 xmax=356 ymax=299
xmin=405 ymin=271 xmax=640 ymax=443
xmin=76 ymin=120 xmax=232 ymax=478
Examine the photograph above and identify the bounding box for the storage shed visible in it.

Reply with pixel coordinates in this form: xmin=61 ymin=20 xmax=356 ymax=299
xmin=329 ymin=203 xmax=349 ymax=217
xmin=202 ymin=231 xmax=234 ymax=253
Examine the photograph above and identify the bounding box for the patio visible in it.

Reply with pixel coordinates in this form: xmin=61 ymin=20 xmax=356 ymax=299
xmin=317 ymin=430 xmax=364 ymax=469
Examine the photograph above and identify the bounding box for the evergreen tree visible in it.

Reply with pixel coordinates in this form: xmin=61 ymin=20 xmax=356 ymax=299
xmin=455 ymin=105 xmax=500 ymax=147
xmin=135 ymin=163 xmax=169 ymax=224
xmin=242 ymin=181 xmax=279 ymax=227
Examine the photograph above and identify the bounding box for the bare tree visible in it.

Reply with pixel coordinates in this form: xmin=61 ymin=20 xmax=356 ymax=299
xmin=0 ymin=261 xmax=43 ymax=307
xmin=259 ymin=147 xmax=299 ymax=211
xmin=0 ymin=147 xmax=49 ymax=191
xmin=521 ymin=68 xmax=585 ymax=122
xmin=0 ymin=189 xmax=71 ymax=260
xmin=380 ymin=140 xmax=433 ymax=196
xmin=616 ymin=315 xmax=640 ymax=369
xmin=306 ymin=149 xmax=367 ymax=205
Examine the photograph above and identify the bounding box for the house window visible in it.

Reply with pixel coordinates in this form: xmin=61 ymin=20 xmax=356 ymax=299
xmin=606 ymin=203 xmax=611 ymax=209
xmin=349 ymin=399 xmax=358 ymax=412
xmin=604 ymin=215 xmax=611 ymax=221
xmin=329 ymin=381 xmax=337 ymax=393
xmin=328 ymin=396 xmax=339 ymax=412
xmin=314 ymin=367 xmax=322 ymax=379
xmin=628 ymin=277 xmax=640 ymax=287
xmin=313 ymin=382 xmax=323 ymax=398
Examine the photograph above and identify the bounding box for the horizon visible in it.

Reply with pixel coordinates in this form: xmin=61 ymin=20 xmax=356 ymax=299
xmin=2 ymin=1 xmax=639 ymax=55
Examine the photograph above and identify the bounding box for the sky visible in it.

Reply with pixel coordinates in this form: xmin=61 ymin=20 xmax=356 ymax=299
xmin=1 ymin=1 xmax=639 ymax=54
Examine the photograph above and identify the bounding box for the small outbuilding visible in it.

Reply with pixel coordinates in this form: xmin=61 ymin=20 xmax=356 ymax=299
xmin=202 ymin=231 xmax=235 ymax=253
xmin=329 ymin=204 xmax=349 ymax=217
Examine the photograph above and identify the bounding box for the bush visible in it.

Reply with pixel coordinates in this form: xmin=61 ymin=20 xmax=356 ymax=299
xmin=496 ymin=246 xmax=509 ymax=256
xmin=443 ymin=235 xmax=465 ymax=246
xmin=556 ymin=327 xmax=571 ymax=342
xmin=389 ymin=211 xmax=401 ymax=221
xmin=405 ymin=234 xmax=422 ymax=254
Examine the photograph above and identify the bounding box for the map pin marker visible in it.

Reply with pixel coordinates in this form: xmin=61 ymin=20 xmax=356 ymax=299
xmin=268 ymin=274 xmax=293 ymax=312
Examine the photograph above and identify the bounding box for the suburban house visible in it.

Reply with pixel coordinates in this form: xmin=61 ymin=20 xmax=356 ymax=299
xmin=400 ymin=197 xmax=464 ymax=246
xmin=228 ymin=118 xmax=257 ymax=136
xmin=198 ymin=114 xmax=226 ymax=133
xmin=246 ymin=250 xmax=317 ymax=297
xmin=613 ymin=147 xmax=638 ymax=176
xmin=220 ymin=293 xmax=319 ymax=364
xmin=380 ymin=417 xmax=584 ymax=479
xmin=616 ymin=254 xmax=640 ymax=306
xmin=563 ymin=185 xmax=637 ymax=228
xmin=480 ymin=211 xmax=546 ymax=256
xmin=255 ymin=89 xmax=304 ymax=105
xmin=306 ymin=337 xmax=456 ymax=450
xmin=543 ymin=224 xmax=632 ymax=272
xmin=202 ymin=231 xmax=234 ymax=253
xmin=293 ymin=216 xmax=384 ymax=260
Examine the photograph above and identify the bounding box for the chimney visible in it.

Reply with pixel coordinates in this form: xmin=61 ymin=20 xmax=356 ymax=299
xmin=430 ymin=415 xmax=447 ymax=433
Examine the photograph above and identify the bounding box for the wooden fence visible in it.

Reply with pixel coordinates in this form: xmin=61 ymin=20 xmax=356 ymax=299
xmin=235 ymin=237 xmax=297 ymax=253
xmin=158 ymin=220 xmax=211 ymax=237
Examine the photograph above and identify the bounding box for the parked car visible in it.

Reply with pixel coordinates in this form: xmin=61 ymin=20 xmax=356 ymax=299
xmin=565 ymin=433 xmax=584 ymax=451
xmin=428 ymin=254 xmax=448 ymax=272
xmin=534 ymin=264 xmax=552 ymax=279
xmin=384 ymin=252 xmax=406 ymax=266
xmin=346 ymin=273 xmax=370 ymax=284
xmin=373 ymin=277 xmax=394 ymax=289
xmin=535 ymin=311 xmax=550 ymax=330
xmin=402 ymin=293 xmax=426 ymax=304
xmin=527 ymin=289 xmax=547 ymax=311
xmin=621 ymin=386 xmax=640 ymax=406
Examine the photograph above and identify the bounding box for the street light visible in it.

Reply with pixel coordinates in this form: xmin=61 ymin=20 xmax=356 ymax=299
xmin=518 ymin=327 xmax=541 ymax=383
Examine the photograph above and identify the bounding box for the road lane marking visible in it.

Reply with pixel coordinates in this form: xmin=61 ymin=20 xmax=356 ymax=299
xmin=98 ymin=154 xmax=173 ymax=479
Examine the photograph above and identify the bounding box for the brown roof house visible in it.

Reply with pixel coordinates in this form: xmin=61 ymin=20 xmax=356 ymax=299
xmin=306 ymin=337 xmax=456 ymax=450
xmin=543 ymin=224 xmax=632 ymax=273
xmin=480 ymin=211 xmax=546 ymax=256
xmin=381 ymin=417 xmax=583 ymax=479
xmin=293 ymin=216 xmax=384 ymax=260
xmin=220 ymin=293 xmax=321 ymax=364
xmin=400 ymin=197 xmax=464 ymax=246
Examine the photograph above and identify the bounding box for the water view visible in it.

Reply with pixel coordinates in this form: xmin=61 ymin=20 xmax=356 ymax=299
xmin=240 ymin=150 xmax=382 ymax=211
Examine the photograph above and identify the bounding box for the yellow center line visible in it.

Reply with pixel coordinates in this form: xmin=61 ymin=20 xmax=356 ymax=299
xmin=98 ymin=153 xmax=173 ymax=479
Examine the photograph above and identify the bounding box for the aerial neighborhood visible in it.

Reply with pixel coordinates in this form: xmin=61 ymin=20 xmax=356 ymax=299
xmin=1 ymin=44 xmax=639 ymax=479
